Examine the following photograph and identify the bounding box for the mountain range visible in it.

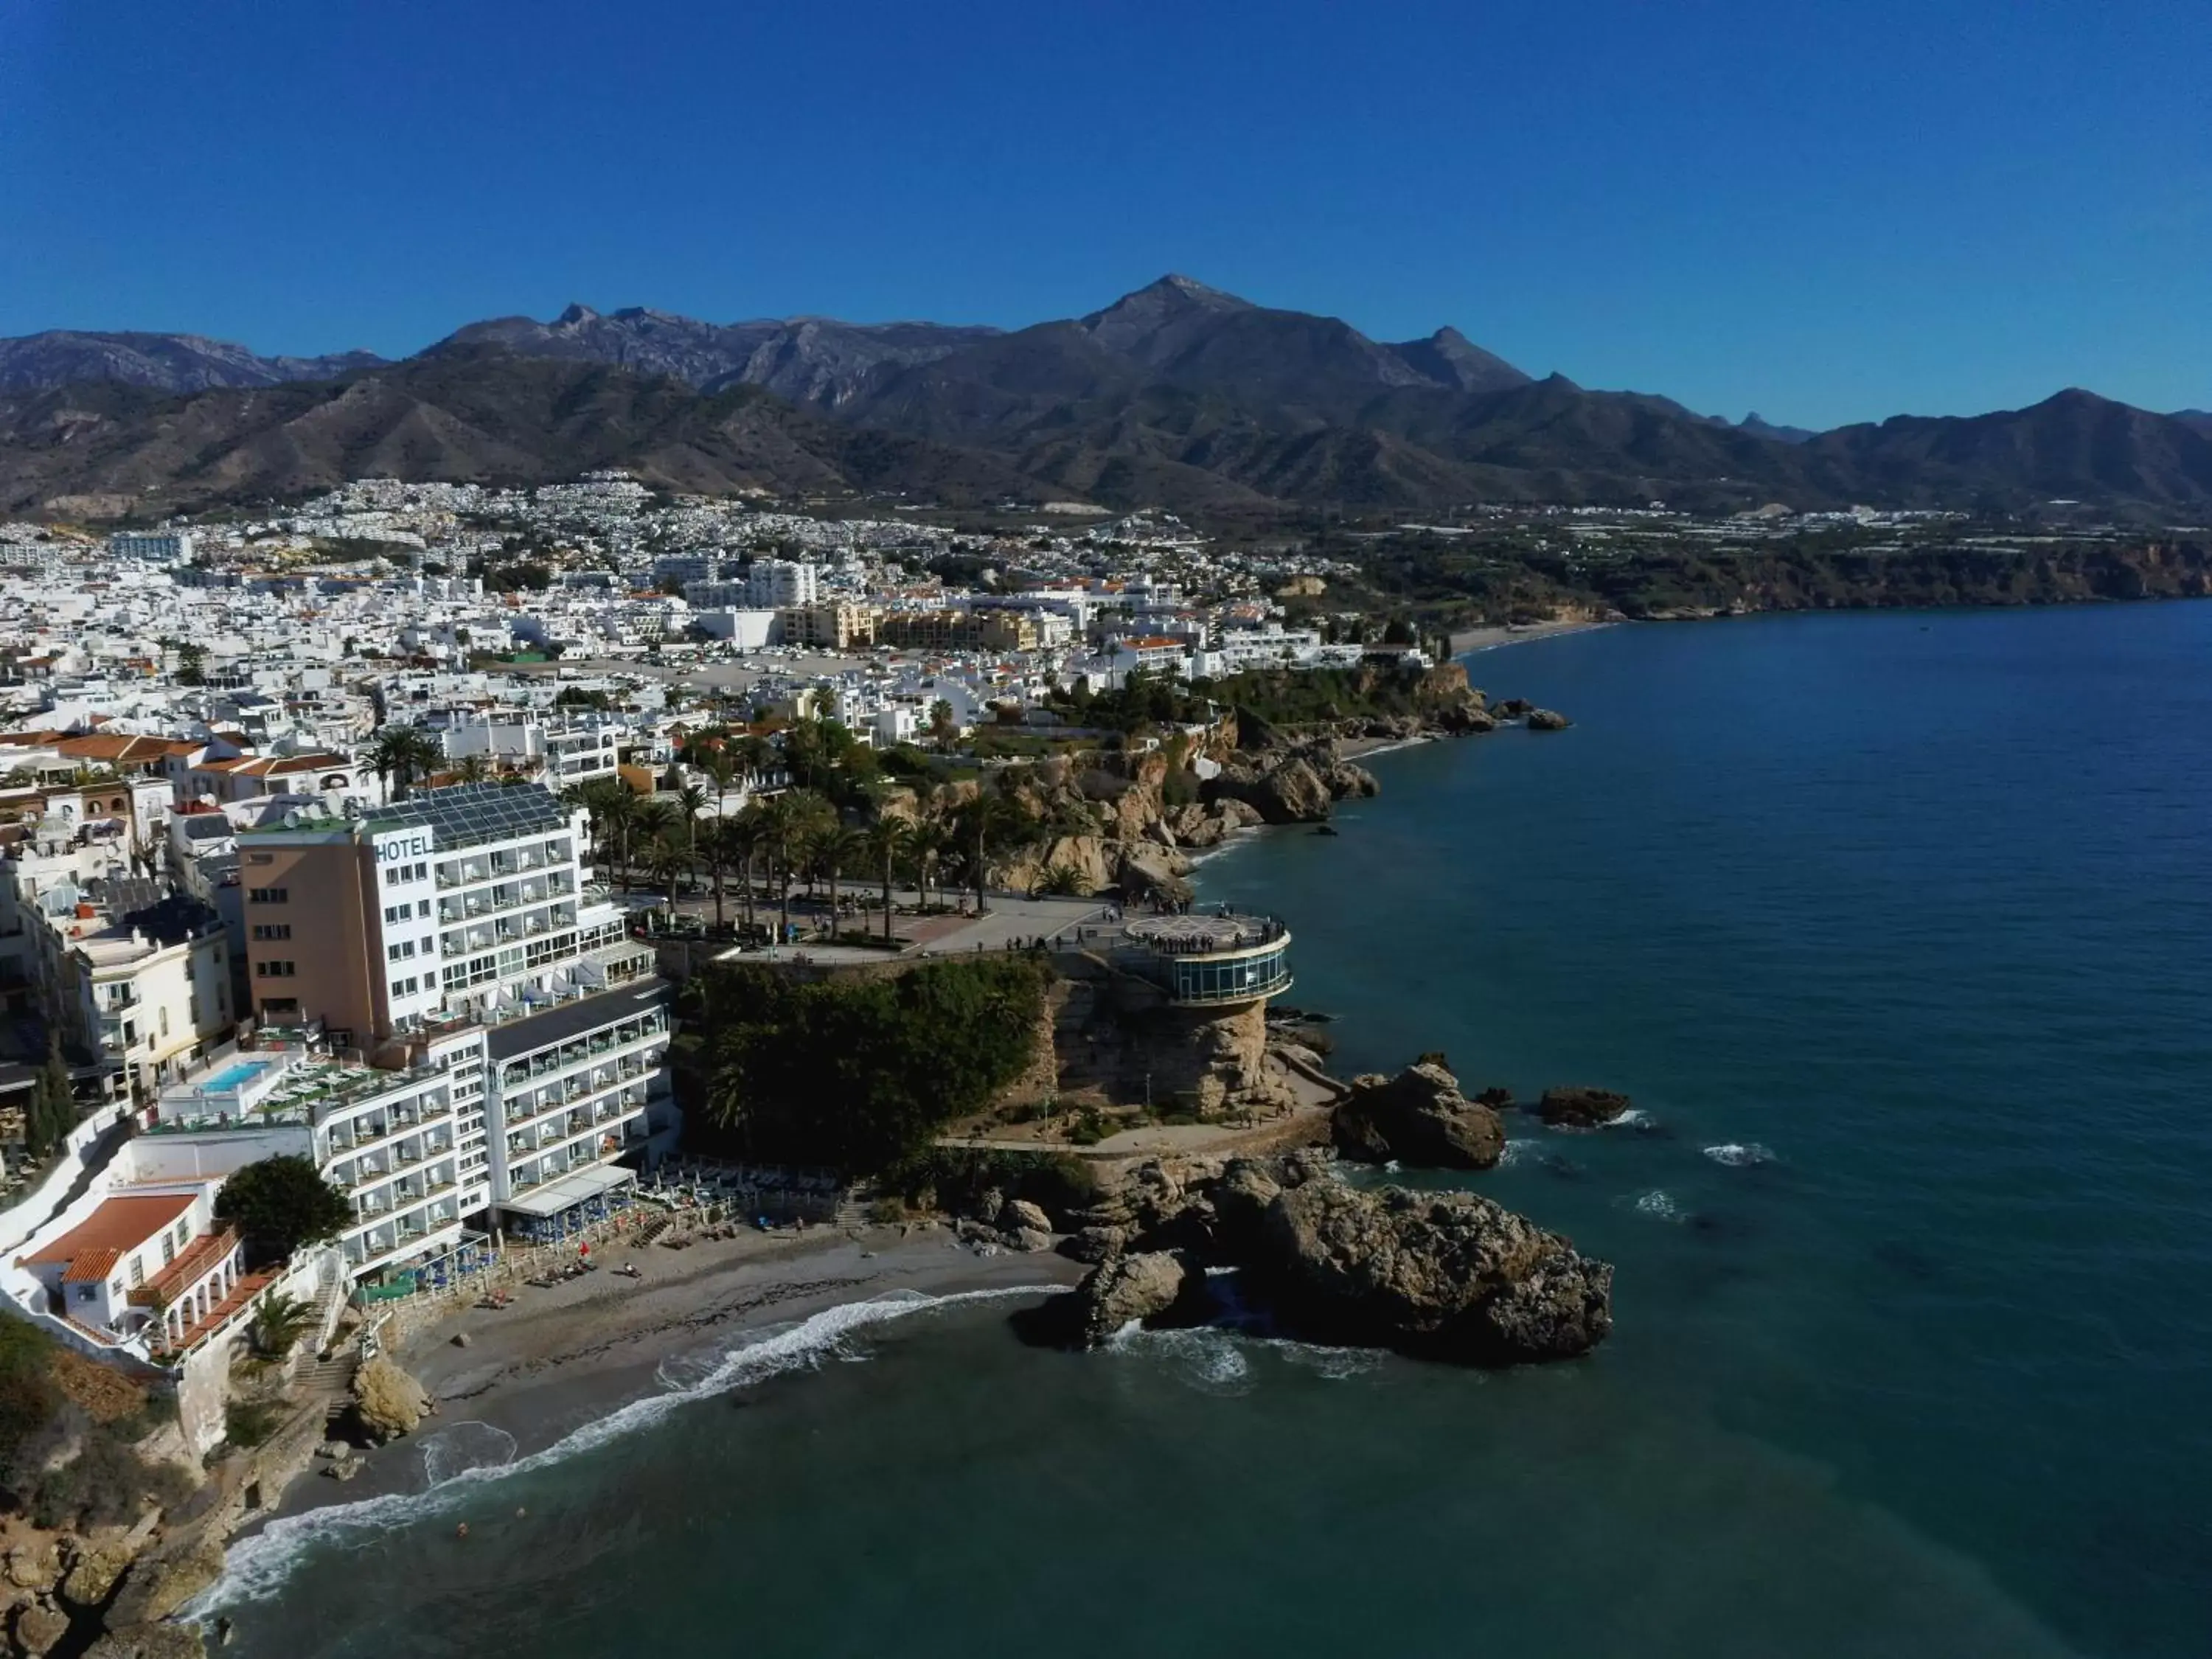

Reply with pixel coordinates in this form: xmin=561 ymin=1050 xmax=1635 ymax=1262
xmin=3 ymin=277 xmax=2208 ymax=520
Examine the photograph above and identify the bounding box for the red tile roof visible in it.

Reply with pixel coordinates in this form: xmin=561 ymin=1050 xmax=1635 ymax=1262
xmin=60 ymin=1247 xmax=122 ymax=1284
xmin=20 ymin=1193 xmax=193 ymax=1269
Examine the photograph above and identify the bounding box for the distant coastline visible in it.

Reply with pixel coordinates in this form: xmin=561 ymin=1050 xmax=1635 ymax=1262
xmin=1447 ymin=618 xmax=1618 ymax=655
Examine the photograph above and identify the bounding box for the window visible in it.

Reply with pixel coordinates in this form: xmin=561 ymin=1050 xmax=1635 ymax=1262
xmin=255 ymin=960 xmax=297 ymax=978
xmin=161 ymin=1234 xmax=175 ymax=1265
xmin=159 ymin=1008 xmax=170 ymax=1038
xmin=248 ymin=886 xmax=288 ymax=904
xmin=251 ymin=923 xmax=291 ymax=941
xmin=128 ymin=1257 xmax=144 ymax=1287
xmin=387 ymin=940 xmax=416 ymax=962
xmin=173 ymin=1221 xmax=189 ymax=1252
xmin=417 ymin=900 xmax=431 ymax=919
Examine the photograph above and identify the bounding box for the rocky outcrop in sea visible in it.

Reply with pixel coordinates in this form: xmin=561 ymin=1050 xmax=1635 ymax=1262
xmin=1012 ymin=1150 xmax=1613 ymax=1368
xmin=1331 ymin=1062 xmax=1506 ymax=1169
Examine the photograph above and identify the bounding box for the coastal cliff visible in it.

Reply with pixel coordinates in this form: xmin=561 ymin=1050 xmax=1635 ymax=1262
xmin=1009 ymin=1150 xmax=1614 ymax=1367
xmin=969 ymin=664 xmax=1561 ymax=904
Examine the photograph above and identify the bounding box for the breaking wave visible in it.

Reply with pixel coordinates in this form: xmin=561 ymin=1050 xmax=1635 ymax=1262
xmin=191 ymin=1284 xmax=1054 ymax=1617
xmin=416 ymin=1422 xmax=518 ymax=1487
xmin=1108 ymin=1324 xmax=1256 ymax=1395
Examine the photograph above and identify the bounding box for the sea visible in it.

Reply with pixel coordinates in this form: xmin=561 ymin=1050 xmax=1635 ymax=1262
xmin=206 ymin=605 xmax=2212 ymax=1658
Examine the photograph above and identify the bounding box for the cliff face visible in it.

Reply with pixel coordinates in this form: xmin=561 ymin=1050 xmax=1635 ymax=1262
xmin=1597 ymin=540 xmax=2212 ymax=619
xmin=1038 ymin=953 xmax=1295 ymax=1121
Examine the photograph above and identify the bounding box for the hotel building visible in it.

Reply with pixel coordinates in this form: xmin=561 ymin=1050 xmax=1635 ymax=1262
xmin=216 ymin=783 xmax=669 ymax=1276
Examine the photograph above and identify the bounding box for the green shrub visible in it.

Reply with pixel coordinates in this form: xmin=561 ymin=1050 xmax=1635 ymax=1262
xmin=224 ymin=1401 xmax=282 ymax=1450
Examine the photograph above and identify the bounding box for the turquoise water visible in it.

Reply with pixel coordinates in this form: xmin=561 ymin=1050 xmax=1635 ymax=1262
xmin=210 ymin=605 xmax=2212 ymax=1658
xmin=204 ymin=1060 xmax=271 ymax=1092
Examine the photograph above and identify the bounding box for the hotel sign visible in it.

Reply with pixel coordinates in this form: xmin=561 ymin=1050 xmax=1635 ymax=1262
xmin=376 ymin=831 xmax=434 ymax=863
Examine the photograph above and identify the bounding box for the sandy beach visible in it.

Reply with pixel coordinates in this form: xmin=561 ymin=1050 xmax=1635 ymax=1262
xmin=265 ymin=1225 xmax=1082 ymax=1523
xmin=1447 ymin=618 xmax=1618 ymax=655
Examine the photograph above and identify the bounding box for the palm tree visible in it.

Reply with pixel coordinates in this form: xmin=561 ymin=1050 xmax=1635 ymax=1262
xmin=734 ymin=732 xmax=774 ymax=790
xmin=251 ymin=1290 xmax=314 ymax=1358
xmin=632 ymin=799 xmax=683 ymax=901
xmin=816 ymin=824 xmax=869 ymax=940
xmin=585 ymin=782 xmax=637 ymax=890
xmin=928 ymin=699 xmax=959 ymax=750
xmin=702 ymin=751 xmax=740 ymax=824
xmin=453 ymin=753 xmax=492 ymax=785
xmin=366 ymin=726 xmax=442 ymax=801
xmin=677 ymin=782 xmax=709 ymax=860
xmin=864 ymin=816 xmax=914 ymax=942
xmin=698 ymin=817 xmax=736 ymax=929
xmin=908 ymin=820 xmax=953 ymax=914
xmin=727 ymin=809 xmax=765 ymax=936
xmin=758 ymin=790 xmax=832 ymax=942
xmin=955 ymin=794 xmax=1030 ymax=914
xmin=641 ymin=831 xmax=688 ymax=908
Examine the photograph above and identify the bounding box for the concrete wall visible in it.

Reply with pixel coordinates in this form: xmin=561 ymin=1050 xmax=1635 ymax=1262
xmin=0 ymin=1101 xmax=126 ymax=1257
xmin=128 ymin=1127 xmax=310 ymax=1182
xmin=243 ymin=838 xmax=379 ymax=1042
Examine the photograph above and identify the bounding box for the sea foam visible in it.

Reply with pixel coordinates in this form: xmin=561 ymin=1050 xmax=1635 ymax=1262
xmin=416 ymin=1421 xmax=518 ymax=1487
xmin=1108 ymin=1324 xmax=1256 ymax=1395
xmin=191 ymin=1284 xmax=1054 ymax=1617
xmin=1629 ymin=1189 xmax=1687 ymax=1222
xmin=1703 ymin=1142 xmax=1778 ymax=1168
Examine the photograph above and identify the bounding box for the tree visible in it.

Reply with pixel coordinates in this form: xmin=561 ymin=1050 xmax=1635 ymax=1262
xmin=953 ymin=793 xmax=1032 ymax=914
xmin=928 ymin=700 xmax=959 ymax=749
xmin=453 ymin=753 xmax=491 ymax=785
xmin=700 ymin=750 xmax=740 ymax=824
xmin=676 ymin=783 xmax=709 ymax=859
xmin=582 ymin=782 xmax=638 ymax=891
xmin=249 ymin=1290 xmax=314 ymax=1358
xmin=366 ymin=726 xmax=442 ymax=801
xmin=701 ymin=957 xmax=1050 ymax=1172
xmin=864 ymin=816 xmax=914 ymax=943
xmin=816 ymin=825 xmax=869 ymax=939
xmin=630 ymin=801 xmax=684 ymax=902
xmin=908 ymin=821 xmax=952 ymax=914
xmin=641 ymin=833 xmax=689 ymax=908
xmin=175 ymin=641 xmax=207 ymax=686
xmin=727 ymin=810 xmax=765 ymax=936
xmin=215 ymin=1155 xmax=352 ymax=1264
xmin=24 ymin=1033 xmax=74 ymax=1161
xmin=698 ymin=817 xmax=737 ymax=929
xmin=757 ymin=790 xmax=832 ymax=942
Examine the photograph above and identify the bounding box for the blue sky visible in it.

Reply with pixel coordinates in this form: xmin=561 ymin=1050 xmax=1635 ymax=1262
xmin=1 ymin=0 xmax=2205 ymax=429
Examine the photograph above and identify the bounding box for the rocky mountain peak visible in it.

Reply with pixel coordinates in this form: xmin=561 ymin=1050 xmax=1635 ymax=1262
xmin=552 ymin=303 xmax=601 ymax=328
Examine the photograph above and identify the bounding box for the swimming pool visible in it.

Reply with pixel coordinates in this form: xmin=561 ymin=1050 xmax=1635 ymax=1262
xmin=203 ymin=1060 xmax=272 ymax=1093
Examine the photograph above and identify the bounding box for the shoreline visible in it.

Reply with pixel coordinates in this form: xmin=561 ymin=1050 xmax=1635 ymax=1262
xmin=1447 ymin=617 xmax=1617 ymax=655
xmin=206 ymin=617 xmax=1607 ymax=1621
xmin=242 ymin=1239 xmax=1079 ymax=1548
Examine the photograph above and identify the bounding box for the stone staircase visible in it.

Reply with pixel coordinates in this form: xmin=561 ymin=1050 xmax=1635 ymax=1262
xmin=832 ymin=1183 xmax=878 ymax=1231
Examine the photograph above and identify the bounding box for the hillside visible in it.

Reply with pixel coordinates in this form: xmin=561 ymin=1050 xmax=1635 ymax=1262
xmin=0 ymin=350 xmax=1037 ymax=518
xmin=435 ymin=305 xmax=1003 ymax=407
xmin=3 ymin=281 xmax=2210 ymax=519
xmin=0 ymin=330 xmax=385 ymax=394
